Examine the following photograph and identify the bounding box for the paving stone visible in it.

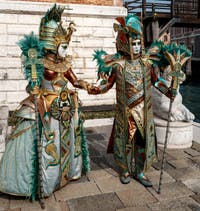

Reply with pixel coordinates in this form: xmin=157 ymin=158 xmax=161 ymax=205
xmin=157 ymin=148 xmax=175 ymax=161
xmin=71 ymin=174 xmax=89 ymax=184
xmin=191 ymin=142 xmax=200 ymax=152
xmin=148 ymin=182 xmax=193 ymax=202
xmin=20 ymin=201 xmax=69 ymax=211
xmin=94 ymin=174 xmax=135 ymax=193
xmin=104 ymin=154 xmax=117 ymax=169
xmin=88 ymin=144 xmax=101 ymax=156
xmin=67 ymin=192 xmax=124 ymax=211
xmin=10 ymin=197 xmax=42 ymax=209
xmin=145 ymin=166 xmax=156 ymax=173
xmin=149 ymin=197 xmax=200 ymax=211
xmin=166 ymin=166 xmax=200 ymax=182
xmin=145 ymin=169 xmax=175 ymax=186
xmin=165 ymin=149 xmax=190 ymax=160
xmin=88 ymin=140 xmax=107 ymax=154
xmin=86 ymin=133 xmax=105 ymax=141
xmin=47 ymin=201 xmax=70 ymax=211
xmin=167 ymin=158 xmax=193 ymax=169
xmin=183 ymin=179 xmax=200 ymax=194
xmin=189 ymin=156 xmax=200 ymax=168
xmin=54 ymin=181 xmax=101 ymax=201
xmin=90 ymin=156 xmax=114 ymax=170
xmin=85 ymin=128 xmax=96 ymax=135
xmin=44 ymin=194 xmax=56 ymax=203
xmin=92 ymin=125 xmax=112 ymax=138
xmin=88 ymin=168 xmax=118 ymax=182
xmin=116 ymin=205 xmax=151 ymax=211
xmin=184 ymin=148 xmax=200 ymax=157
xmin=116 ymin=183 xmax=157 ymax=207
xmin=191 ymin=194 xmax=200 ymax=204
xmin=0 ymin=194 xmax=9 ymax=211
xmin=9 ymin=195 xmax=55 ymax=210
xmin=152 ymin=160 xmax=174 ymax=171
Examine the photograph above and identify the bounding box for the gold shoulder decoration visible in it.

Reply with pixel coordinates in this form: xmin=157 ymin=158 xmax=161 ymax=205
xmin=43 ymin=55 xmax=72 ymax=72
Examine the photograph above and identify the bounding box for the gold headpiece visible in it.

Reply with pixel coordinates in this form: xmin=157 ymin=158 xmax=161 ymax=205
xmin=54 ymin=22 xmax=76 ymax=47
xmin=39 ymin=4 xmax=76 ymax=54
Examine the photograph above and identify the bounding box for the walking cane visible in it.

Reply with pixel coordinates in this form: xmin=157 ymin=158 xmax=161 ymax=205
xmin=156 ymin=44 xmax=192 ymax=194
xmin=157 ymin=98 xmax=173 ymax=194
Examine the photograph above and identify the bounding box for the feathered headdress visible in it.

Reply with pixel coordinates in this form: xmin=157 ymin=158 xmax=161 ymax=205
xmin=163 ymin=42 xmax=192 ymax=67
xmin=39 ymin=4 xmax=76 ymax=54
xmin=114 ymin=14 xmax=143 ymax=55
xmin=93 ymin=49 xmax=121 ymax=84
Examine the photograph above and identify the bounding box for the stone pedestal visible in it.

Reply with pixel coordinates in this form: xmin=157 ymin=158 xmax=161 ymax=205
xmin=0 ymin=105 xmax=9 ymax=160
xmin=154 ymin=117 xmax=193 ymax=149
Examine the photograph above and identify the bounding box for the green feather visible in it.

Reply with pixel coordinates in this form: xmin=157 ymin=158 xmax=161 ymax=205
xmin=44 ymin=4 xmax=64 ymax=23
xmin=93 ymin=49 xmax=121 ymax=80
xmin=148 ymin=41 xmax=191 ymax=71
xmin=93 ymin=49 xmax=111 ymax=80
xmin=162 ymin=42 xmax=192 ymax=58
xmin=125 ymin=14 xmax=142 ymax=35
xmin=18 ymin=32 xmax=44 ymax=89
xmin=79 ymin=112 xmax=90 ymax=173
xmin=148 ymin=40 xmax=169 ymax=68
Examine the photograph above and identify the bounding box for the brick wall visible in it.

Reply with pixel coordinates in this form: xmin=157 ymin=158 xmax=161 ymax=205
xmin=19 ymin=0 xmax=123 ymax=6
xmin=0 ymin=0 xmax=127 ymax=110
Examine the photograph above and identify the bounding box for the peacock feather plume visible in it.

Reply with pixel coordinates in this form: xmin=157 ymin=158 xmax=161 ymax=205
xmin=93 ymin=49 xmax=121 ymax=82
xmin=43 ymin=4 xmax=64 ymax=23
xmin=162 ymin=42 xmax=192 ymax=67
xmin=147 ymin=41 xmax=191 ymax=71
xmin=93 ymin=49 xmax=112 ymax=80
xmin=147 ymin=40 xmax=169 ymax=69
xmin=125 ymin=14 xmax=143 ymax=36
xmin=18 ymin=32 xmax=44 ymax=89
xmin=79 ymin=112 xmax=90 ymax=173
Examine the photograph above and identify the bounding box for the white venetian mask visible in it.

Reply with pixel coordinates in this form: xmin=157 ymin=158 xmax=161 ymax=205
xmin=132 ymin=39 xmax=141 ymax=55
xmin=58 ymin=43 xmax=68 ymax=58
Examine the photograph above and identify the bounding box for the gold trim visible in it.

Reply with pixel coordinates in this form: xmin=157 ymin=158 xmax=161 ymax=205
xmin=43 ymin=57 xmax=72 ymax=72
xmin=9 ymin=124 xmax=34 ymax=140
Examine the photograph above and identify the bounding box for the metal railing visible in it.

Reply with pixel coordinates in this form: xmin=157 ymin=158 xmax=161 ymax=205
xmin=124 ymin=0 xmax=200 ymax=19
xmin=173 ymin=0 xmax=199 ymax=17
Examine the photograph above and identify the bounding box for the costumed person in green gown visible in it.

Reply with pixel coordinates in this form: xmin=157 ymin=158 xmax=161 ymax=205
xmin=0 ymin=4 xmax=90 ymax=200
xmin=86 ymin=15 xmax=191 ymax=186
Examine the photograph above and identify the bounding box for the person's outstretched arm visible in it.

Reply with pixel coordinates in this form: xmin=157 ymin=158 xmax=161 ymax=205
xmin=65 ymin=68 xmax=116 ymax=95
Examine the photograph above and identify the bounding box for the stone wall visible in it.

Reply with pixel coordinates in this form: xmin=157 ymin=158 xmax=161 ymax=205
xmin=0 ymin=106 xmax=8 ymax=159
xmin=0 ymin=0 xmax=127 ymax=110
xmin=19 ymin=0 xmax=123 ymax=6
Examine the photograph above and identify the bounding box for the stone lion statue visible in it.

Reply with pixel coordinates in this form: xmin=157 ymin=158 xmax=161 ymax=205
xmin=152 ymin=66 xmax=195 ymax=122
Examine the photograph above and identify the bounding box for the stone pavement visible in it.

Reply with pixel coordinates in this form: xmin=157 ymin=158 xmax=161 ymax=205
xmin=1 ymin=123 xmax=200 ymax=211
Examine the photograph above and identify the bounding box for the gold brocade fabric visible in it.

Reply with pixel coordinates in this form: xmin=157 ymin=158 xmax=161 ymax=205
xmin=104 ymin=57 xmax=157 ymax=174
xmin=43 ymin=54 xmax=72 ymax=73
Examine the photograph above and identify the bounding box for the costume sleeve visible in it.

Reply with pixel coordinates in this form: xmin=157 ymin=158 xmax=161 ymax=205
xmin=87 ymin=69 xmax=116 ymax=95
xmin=151 ymin=67 xmax=174 ymax=99
xmin=64 ymin=68 xmax=89 ymax=90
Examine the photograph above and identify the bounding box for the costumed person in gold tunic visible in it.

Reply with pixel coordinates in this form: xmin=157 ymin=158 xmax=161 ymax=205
xmin=0 ymin=5 xmax=90 ymax=201
xmin=86 ymin=15 xmax=191 ymax=186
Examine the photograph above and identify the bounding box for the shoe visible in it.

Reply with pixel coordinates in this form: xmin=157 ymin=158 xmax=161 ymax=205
xmin=120 ymin=171 xmax=130 ymax=184
xmin=133 ymin=172 xmax=152 ymax=187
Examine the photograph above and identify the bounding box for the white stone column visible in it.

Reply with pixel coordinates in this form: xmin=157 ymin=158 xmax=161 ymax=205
xmin=154 ymin=118 xmax=194 ymax=149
